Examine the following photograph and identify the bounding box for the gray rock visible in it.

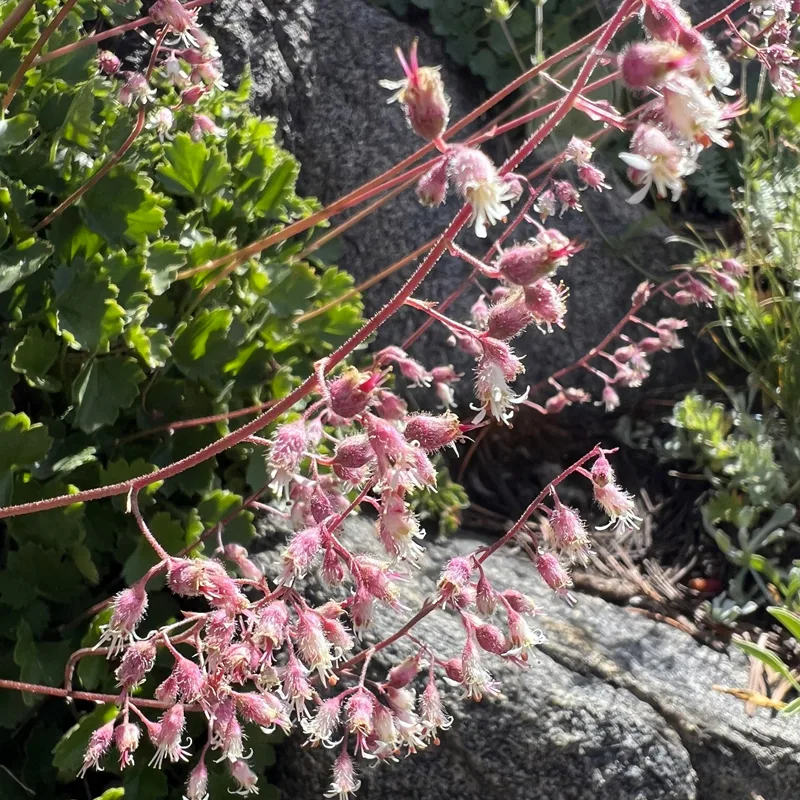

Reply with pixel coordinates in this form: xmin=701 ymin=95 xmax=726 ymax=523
xmin=253 ymin=519 xmax=800 ymax=800
xmin=204 ymin=0 xmax=715 ymax=408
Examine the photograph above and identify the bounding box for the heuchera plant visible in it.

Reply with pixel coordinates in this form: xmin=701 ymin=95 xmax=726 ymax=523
xmin=0 ymin=0 xmax=793 ymax=797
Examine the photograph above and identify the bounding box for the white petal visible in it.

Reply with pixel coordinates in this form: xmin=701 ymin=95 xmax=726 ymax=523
xmin=618 ymin=152 xmax=651 ymax=171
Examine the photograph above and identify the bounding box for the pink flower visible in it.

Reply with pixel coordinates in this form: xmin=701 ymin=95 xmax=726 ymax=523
xmin=101 ymin=584 xmax=148 ymax=656
xmin=619 ymin=41 xmax=693 ymax=89
xmin=553 ymin=180 xmax=582 ymax=215
xmin=295 ymin=608 xmax=336 ymax=682
xmin=324 ymin=750 xmax=361 ymax=799
xmin=237 ymin=691 xmax=292 ymax=734
xmin=662 ymin=76 xmax=731 ymax=148
xmin=403 ymin=412 xmax=463 ymax=452
xmin=268 ymin=419 xmax=307 ymax=498
xmin=149 ymin=0 xmax=198 ymax=38
xmin=501 ymin=589 xmax=537 ymax=614
xmin=282 ymin=654 xmax=314 ymax=717
xmin=547 ymin=496 xmax=592 ymax=564
xmin=594 ymin=482 xmax=642 ymax=531
xmin=448 ymin=146 xmax=514 ymax=238
xmin=379 ymin=40 xmax=450 ymax=141
xmin=346 ymin=689 xmax=375 ymax=754
xmin=114 ymin=722 xmax=140 ymax=769
xmin=387 ymin=653 xmax=422 ymax=689
xmin=577 ymin=163 xmax=610 ymax=191
xmin=536 ymin=551 xmax=572 ymax=596
xmin=281 ymin=526 xmax=323 ymax=582
xmin=119 ymin=72 xmax=155 ymax=106
xmin=473 ymin=337 xmax=527 ymax=425
xmin=459 ymin=637 xmax=500 ymax=701
xmin=599 ymin=384 xmax=621 ymax=412
xmin=719 ymin=257 xmax=747 ymax=278
xmin=252 ymin=600 xmax=289 ymax=649
xmin=229 ymin=759 xmax=259 ymax=796
xmin=190 ymin=113 xmax=224 ymax=141
xmin=166 ymin=651 xmax=205 ymax=704
xmin=97 ymin=50 xmax=121 ymax=75
xmin=505 ymin=606 xmax=546 ymax=659
xmin=148 ymin=107 xmax=174 ymax=142
xmin=378 ymin=490 xmax=425 ymax=562
xmin=437 ymin=556 xmax=474 ymax=607
xmin=474 ymin=619 xmax=508 ymax=655
xmin=619 ymin=124 xmax=696 ymax=204
xmin=162 ymin=52 xmax=189 ymax=86
xmin=80 ymin=720 xmax=115 ymax=776
xmin=564 ymin=137 xmax=594 ymax=166
xmin=185 ymin=760 xmax=209 ymax=800
xmin=524 ymin=279 xmax=568 ymax=331
xmin=149 ymin=705 xmax=189 ymax=768
xmin=116 ymin=639 xmax=157 ymax=690
xmin=302 ymin=696 xmax=343 ymax=748
xmin=419 ymin=674 xmax=452 ymax=742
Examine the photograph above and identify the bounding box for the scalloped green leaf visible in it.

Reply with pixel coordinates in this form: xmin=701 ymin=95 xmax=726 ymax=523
xmin=71 ymin=357 xmax=144 ymax=434
xmin=0 ymin=238 xmax=53 ymax=294
xmin=156 ymin=132 xmax=231 ymax=198
xmin=0 ymin=412 xmax=53 ymax=472
xmin=0 ymin=114 xmax=36 ymax=154
xmin=11 ymin=327 xmax=60 ymax=390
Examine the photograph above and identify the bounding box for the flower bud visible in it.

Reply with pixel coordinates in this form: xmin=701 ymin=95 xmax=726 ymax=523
xmin=387 ymin=653 xmax=422 ymax=688
xmin=114 ymin=722 xmax=140 ymax=769
xmin=486 ymin=292 xmax=534 ymax=340
xmin=116 ymin=639 xmax=157 ymax=690
xmin=590 ymin=453 xmax=615 ymax=487
xmin=719 ymin=257 xmax=747 ymax=278
xmin=190 ymin=113 xmax=224 ymax=141
xmin=404 ymin=412 xmax=462 ymax=452
xmin=103 ymin=584 xmax=148 ymax=655
xmin=380 ymin=40 xmax=450 ymax=141
xmin=328 ymin=367 xmax=375 ymax=419
xmin=536 ymin=552 xmax=572 ymax=595
xmin=710 ymin=269 xmax=737 ymax=295
xmin=475 ymin=571 xmax=497 ymax=616
xmin=416 ymin=159 xmax=449 ymax=207
xmin=80 ymin=721 xmax=115 ymax=776
xmin=620 ymin=41 xmax=692 ymax=89
xmin=545 ymin=393 xmax=569 ymax=414
xmin=229 ymin=759 xmax=259 ymax=795
xmin=98 ymin=50 xmax=121 ymax=75
xmin=600 ymin=384 xmax=620 ymax=412
xmin=185 ymin=760 xmax=209 ymax=800
xmin=438 ymin=556 xmax=473 ymax=606
xmin=501 ymin=589 xmax=537 ymax=615
xmin=281 ymin=526 xmax=322 ymax=581
xmin=474 ymin=620 xmax=508 ymax=655
xmin=524 ymin=279 xmax=568 ymax=330
xmin=496 ymin=243 xmax=551 ymax=286
xmin=180 ymin=84 xmax=207 ymax=105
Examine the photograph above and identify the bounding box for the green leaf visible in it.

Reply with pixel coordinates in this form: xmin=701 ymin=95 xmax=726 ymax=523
xmin=735 ymin=638 xmax=800 ymax=690
xmin=266 ymin=262 xmax=318 ymax=316
xmin=173 ymin=307 xmax=238 ymax=379
xmin=125 ymin=324 xmax=170 ymax=369
xmin=0 ymin=238 xmax=53 ymax=294
xmin=0 ymin=114 xmax=37 ymax=153
xmin=122 ymin=766 xmax=168 ymax=800
xmin=53 ymin=268 xmax=125 ymax=353
xmin=11 ymin=327 xmax=60 ymax=390
xmin=146 ymin=240 xmax=185 ymax=295
xmin=52 ymin=705 xmax=117 ymax=781
xmin=156 ymin=133 xmax=231 ymax=198
xmin=254 ymin=157 xmax=297 ymax=215
xmin=768 ymin=606 xmax=800 ymax=641
xmin=0 ymin=412 xmax=53 ymax=472
xmin=95 ymin=790 xmax=125 ymax=800
xmin=71 ymin=357 xmax=144 ymax=434
xmin=781 ymin=696 xmax=800 ymax=715
xmin=4 ymin=541 xmax=86 ymax=600
xmin=82 ymin=169 xmax=166 ymax=246
xmin=14 ymin=619 xmax=72 ymax=707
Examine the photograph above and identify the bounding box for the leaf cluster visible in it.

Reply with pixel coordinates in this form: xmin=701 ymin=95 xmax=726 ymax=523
xmin=0 ymin=1 xmax=363 ymax=797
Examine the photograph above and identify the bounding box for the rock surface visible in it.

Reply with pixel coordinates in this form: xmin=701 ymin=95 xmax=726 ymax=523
xmin=204 ymin=0 xmax=714 ymax=406
xmin=253 ymin=519 xmax=800 ymax=800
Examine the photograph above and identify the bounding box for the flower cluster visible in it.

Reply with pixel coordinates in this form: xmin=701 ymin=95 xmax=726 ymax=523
xmin=618 ymin=0 xmax=746 ymax=204
xmin=98 ymin=0 xmax=227 ymax=143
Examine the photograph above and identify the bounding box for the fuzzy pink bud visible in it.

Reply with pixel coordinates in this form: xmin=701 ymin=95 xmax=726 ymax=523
xmin=115 ymin=640 xmax=156 ymax=692
xmin=524 ymin=279 xmax=568 ymax=330
xmin=416 ymin=159 xmax=449 ymax=206
xmin=501 ymin=589 xmax=537 ymax=615
xmin=114 ymin=722 xmax=140 ymax=769
xmin=536 ymin=552 xmax=572 ymax=595
xmin=620 ymin=41 xmax=692 ymax=89
xmin=328 ymin=367 xmax=375 ymax=419
xmin=710 ymin=269 xmax=737 ymax=295
xmin=229 ymin=759 xmax=259 ymax=795
xmin=600 ymin=384 xmax=620 ymax=412
xmin=474 ymin=620 xmax=508 ymax=654
xmin=438 ymin=556 xmax=473 ymax=606
xmin=80 ymin=720 xmax=115 ymax=776
xmin=496 ymin=243 xmax=552 ymax=286
xmin=548 ymin=497 xmax=591 ymax=563
xmin=185 ymin=760 xmax=209 ymax=800
xmin=578 ymin=163 xmax=610 ymax=191
xmin=149 ymin=0 xmax=197 ymax=32
xmin=403 ymin=412 xmax=462 ymax=452
xmin=486 ymin=292 xmax=534 ymax=340
xmin=236 ymin=691 xmax=291 ymax=733
xmin=387 ymin=653 xmax=422 ymax=689
xmin=282 ymin=526 xmax=323 ymax=581
xmin=103 ymin=584 xmax=148 ymax=655
xmin=98 ymin=50 xmax=121 ymax=75
xmin=149 ymin=705 xmax=188 ymax=768
xmin=373 ymin=389 xmax=408 ymax=421
xmin=327 ymin=750 xmax=361 ymax=798
xmin=381 ymin=41 xmax=450 ymax=141
xmin=591 ymin=453 xmax=615 ymax=486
